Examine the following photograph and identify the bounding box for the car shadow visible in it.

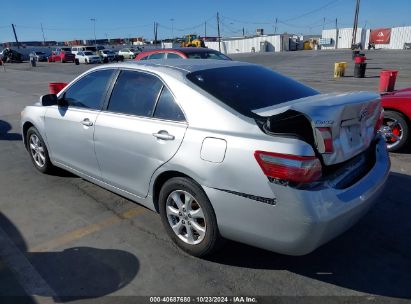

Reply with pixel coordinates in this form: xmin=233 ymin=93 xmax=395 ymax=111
xmin=0 ymin=213 xmax=139 ymax=302
xmin=0 ymin=120 xmax=22 ymax=141
xmin=391 ymin=143 xmax=411 ymax=154
xmin=207 ymin=172 xmax=411 ymax=299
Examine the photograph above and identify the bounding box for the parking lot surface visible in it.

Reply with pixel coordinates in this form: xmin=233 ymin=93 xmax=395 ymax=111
xmin=0 ymin=50 xmax=410 ymax=303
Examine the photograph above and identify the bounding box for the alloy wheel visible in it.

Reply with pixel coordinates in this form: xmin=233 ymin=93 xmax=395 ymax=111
xmin=29 ymin=134 xmax=46 ymax=167
xmin=381 ymin=118 xmax=404 ymax=150
xmin=165 ymin=190 xmax=206 ymax=245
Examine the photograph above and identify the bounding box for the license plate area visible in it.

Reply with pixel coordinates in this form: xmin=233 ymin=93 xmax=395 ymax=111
xmin=341 ymin=124 xmax=362 ymax=148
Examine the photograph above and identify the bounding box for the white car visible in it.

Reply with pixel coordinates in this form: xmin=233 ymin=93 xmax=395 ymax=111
xmin=75 ymin=51 xmax=101 ymax=64
xmin=99 ymin=49 xmax=116 ymax=61
xmin=118 ymin=48 xmax=138 ymax=59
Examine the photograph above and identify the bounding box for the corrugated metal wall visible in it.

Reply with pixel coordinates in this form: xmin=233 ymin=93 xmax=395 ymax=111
xmin=205 ymin=35 xmax=282 ymax=54
xmin=321 ymin=29 xmax=337 ymax=50
xmin=365 ymin=26 xmax=411 ymax=49
xmin=337 ymin=28 xmax=365 ymax=48
xmin=322 ymin=28 xmax=365 ymax=49
xmin=323 ymin=26 xmax=411 ymax=50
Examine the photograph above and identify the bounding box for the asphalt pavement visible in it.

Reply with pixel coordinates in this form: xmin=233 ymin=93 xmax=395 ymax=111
xmin=0 ymin=50 xmax=410 ymax=303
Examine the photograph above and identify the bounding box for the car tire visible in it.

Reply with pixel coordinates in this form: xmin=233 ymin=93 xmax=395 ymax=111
xmin=85 ymin=59 xmax=88 ymax=64
xmin=159 ymin=177 xmax=223 ymax=257
xmin=26 ymin=127 xmax=54 ymax=174
xmin=383 ymin=111 xmax=409 ymax=152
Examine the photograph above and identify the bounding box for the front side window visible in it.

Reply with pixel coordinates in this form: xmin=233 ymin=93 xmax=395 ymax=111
xmin=63 ymin=69 xmax=114 ymax=110
xmin=107 ymin=70 xmax=163 ymax=117
xmin=154 ymin=87 xmax=185 ymax=121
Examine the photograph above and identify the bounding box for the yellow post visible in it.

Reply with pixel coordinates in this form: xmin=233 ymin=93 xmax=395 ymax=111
xmin=334 ymin=62 xmax=347 ymax=78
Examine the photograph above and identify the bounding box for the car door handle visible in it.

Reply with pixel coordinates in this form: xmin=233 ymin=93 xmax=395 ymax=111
xmin=81 ymin=118 xmax=93 ymax=127
xmin=152 ymin=131 xmax=175 ymax=141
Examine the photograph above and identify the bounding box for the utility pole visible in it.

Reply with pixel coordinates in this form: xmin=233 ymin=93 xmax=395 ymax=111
xmin=40 ymin=23 xmax=46 ymax=45
xmin=274 ymin=17 xmax=278 ymax=34
xmin=154 ymin=22 xmax=158 ymax=45
xmin=90 ymin=18 xmax=97 ymax=47
xmin=11 ymin=24 xmax=20 ymax=49
xmin=170 ymin=18 xmax=174 ymax=39
xmin=335 ymin=18 xmax=339 ymax=49
xmin=217 ymin=12 xmax=221 ymax=52
xmin=351 ymin=0 xmax=361 ymax=48
xmin=322 ymin=17 xmax=326 ymax=30
xmin=242 ymin=27 xmax=245 ymax=37
xmin=204 ymin=21 xmax=207 ymax=38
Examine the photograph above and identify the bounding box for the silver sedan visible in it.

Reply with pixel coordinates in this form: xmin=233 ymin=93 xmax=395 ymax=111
xmin=21 ymin=60 xmax=390 ymax=257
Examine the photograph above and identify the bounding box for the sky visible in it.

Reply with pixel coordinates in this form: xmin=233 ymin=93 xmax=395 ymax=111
xmin=1 ymin=0 xmax=410 ymax=43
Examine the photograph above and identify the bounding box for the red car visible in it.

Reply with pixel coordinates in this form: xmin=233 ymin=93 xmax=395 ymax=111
xmin=381 ymin=88 xmax=411 ymax=151
xmin=48 ymin=50 xmax=75 ymax=63
xmin=135 ymin=47 xmax=231 ymax=61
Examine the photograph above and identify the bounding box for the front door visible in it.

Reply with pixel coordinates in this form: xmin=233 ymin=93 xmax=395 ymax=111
xmin=44 ymin=69 xmax=116 ymax=178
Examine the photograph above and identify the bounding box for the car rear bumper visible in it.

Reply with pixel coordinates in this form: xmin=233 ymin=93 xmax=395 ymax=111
xmin=203 ymin=137 xmax=390 ymax=255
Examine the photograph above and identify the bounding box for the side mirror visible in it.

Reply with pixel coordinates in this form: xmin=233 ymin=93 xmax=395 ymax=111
xmin=40 ymin=94 xmax=58 ymax=106
xmin=57 ymin=97 xmax=68 ymax=107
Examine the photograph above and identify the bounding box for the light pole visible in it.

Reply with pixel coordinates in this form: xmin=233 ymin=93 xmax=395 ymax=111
xmin=170 ymin=18 xmax=175 ymax=40
xmin=90 ymin=18 xmax=96 ymax=47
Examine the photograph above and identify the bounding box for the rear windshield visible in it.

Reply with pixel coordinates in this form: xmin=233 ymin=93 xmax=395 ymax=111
xmin=186 ymin=65 xmax=318 ymax=116
xmin=186 ymin=51 xmax=231 ymax=60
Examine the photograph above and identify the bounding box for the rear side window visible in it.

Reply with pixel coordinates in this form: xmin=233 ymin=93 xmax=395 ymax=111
xmin=64 ymin=69 xmax=114 ymax=110
xmin=186 ymin=66 xmax=318 ymax=117
xmin=167 ymin=53 xmax=182 ymax=59
xmin=154 ymin=87 xmax=185 ymax=121
xmin=149 ymin=53 xmax=165 ymax=59
xmin=108 ymin=70 xmax=163 ymax=117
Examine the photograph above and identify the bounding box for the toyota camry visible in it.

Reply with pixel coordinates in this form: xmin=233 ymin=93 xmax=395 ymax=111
xmin=21 ymin=60 xmax=390 ymax=257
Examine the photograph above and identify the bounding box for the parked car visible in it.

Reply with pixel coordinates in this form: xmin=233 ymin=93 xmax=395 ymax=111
xmin=135 ymin=48 xmax=232 ymax=61
xmin=380 ymin=87 xmax=411 ymax=151
xmin=49 ymin=50 xmax=75 ymax=63
xmin=75 ymin=51 xmax=101 ymax=64
xmin=71 ymin=46 xmax=98 ymax=55
xmin=1 ymin=48 xmax=23 ymax=63
xmin=29 ymin=51 xmax=48 ymax=62
xmin=118 ymin=48 xmax=140 ymax=59
xmin=99 ymin=49 xmax=116 ymax=61
xmin=21 ymin=60 xmax=389 ymax=257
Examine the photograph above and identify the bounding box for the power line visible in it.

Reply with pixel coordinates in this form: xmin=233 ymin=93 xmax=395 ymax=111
xmin=282 ymin=0 xmax=342 ymax=22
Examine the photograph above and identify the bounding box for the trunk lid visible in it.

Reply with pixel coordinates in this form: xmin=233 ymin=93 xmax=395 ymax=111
xmin=252 ymin=92 xmax=381 ymax=166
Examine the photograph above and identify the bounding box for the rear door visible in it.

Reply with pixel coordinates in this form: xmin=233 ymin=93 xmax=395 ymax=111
xmin=94 ymin=69 xmax=187 ymax=197
xmin=44 ymin=69 xmax=116 ymax=178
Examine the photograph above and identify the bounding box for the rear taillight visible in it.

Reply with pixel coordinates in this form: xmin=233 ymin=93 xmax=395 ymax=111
xmin=316 ymin=127 xmax=333 ymax=153
xmin=254 ymin=151 xmax=322 ymax=184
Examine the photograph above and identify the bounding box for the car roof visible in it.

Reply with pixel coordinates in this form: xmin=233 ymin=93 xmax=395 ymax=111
xmin=141 ymin=48 xmax=220 ymax=55
xmin=91 ymin=59 xmax=251 ymax=75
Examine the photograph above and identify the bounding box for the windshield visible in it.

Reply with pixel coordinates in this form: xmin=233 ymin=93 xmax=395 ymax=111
xmin=35 ymin=52 xmax=46 ymax=55
xmin=84 ymin=51 xmax=94 ymax=55
xmin=186 ymin=51 xmax=231 ymax=60
xmin=186 ymin=65 xmax=319 ymax=117
xmin=85 ymin=47 xmax=96 ymax=52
